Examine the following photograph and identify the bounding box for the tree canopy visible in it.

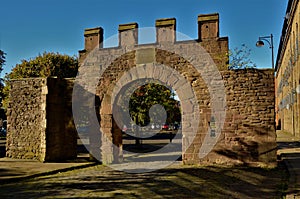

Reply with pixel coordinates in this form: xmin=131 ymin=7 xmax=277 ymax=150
xmin=3 ymin=52 xmax=78 ymax=109
xmin=6 ymin=52 xmax=78 ymax=79
xmin=0 ymin=50 xmax=5 ymax=75
xmin=129 ymin=83 xmax=181 ymax=127
xmin=0 ymin=50 xmax=6 ymax=107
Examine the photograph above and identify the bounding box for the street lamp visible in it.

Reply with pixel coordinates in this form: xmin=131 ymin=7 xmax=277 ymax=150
xmin=256 ymin=34 xmax=274 ymax=69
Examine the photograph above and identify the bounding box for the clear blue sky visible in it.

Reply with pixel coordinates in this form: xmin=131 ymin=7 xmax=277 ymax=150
xmin=0 ymin=0 xmax=288 ymax=76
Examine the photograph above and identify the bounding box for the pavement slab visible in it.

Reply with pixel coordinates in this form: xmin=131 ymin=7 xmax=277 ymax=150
xmin=277 ymin=130 xmax=300 ymax=198
xmin=0 ymin=157 xmax=97 ymax=183
xmin=0 ymin=131 xmax=299 ymax=198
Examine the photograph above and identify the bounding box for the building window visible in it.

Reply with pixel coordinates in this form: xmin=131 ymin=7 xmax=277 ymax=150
xmin=293 ymin=31 xmax=297 ymax=62
xmin=297 ymin=23 xmax=299 ymax=57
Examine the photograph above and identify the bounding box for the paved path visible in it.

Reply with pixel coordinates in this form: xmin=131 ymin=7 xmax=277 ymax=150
xmin=277 ymin=130 xmax=300 ymax=199
xmin=0 ymin=157 xmax=97 ymax=183
xmin=0 ymin=162 xmax=286 ymax=198
xmin=1 ymin=131 xmax=300 ymax=198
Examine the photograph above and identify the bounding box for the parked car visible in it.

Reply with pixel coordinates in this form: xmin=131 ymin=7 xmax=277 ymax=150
xmin=162 ymin=123 xmax=169 ymax=131
xmin=122 ymin=125 xmax=128 ymax=133
xmin=173 ymin=123 xmax=180 ymax=130
xmin=0 ymin=127 xmax=6 ymax=137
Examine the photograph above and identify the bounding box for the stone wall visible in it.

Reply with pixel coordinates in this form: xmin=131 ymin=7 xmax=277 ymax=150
xmin=184 ymin=69 xmax=276 ymax=166
xmin=89 ymin=56 xmax=276 ymax=166
xmin=5 ymin=73 xmax=275 ymax=166
xmin=6 ymin=78 xmax=77 ymax=162
xmin=6 ymin=78 xmax=47 ymax=161
xmin=156 ymin=49 xmax=276 ymax=165
xmin=145 ymin=52 xmax=275 ymax=166
xmin=45 ymin=78 xmax=77 ymax=162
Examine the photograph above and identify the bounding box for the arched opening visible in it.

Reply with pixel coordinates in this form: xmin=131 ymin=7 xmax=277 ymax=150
xmin=112 ymin=81 xmax=182 ymax=162
xmin=93 ymin=48 xmax=210 ymax=167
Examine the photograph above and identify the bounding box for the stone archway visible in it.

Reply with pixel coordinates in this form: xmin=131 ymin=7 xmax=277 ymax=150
xmin=73 ymin=14 xmax=276 ymax=169
xmin=76 ymin=16 xmax=227 ymax=167
xmin=81 ymin=43 xmax=220 ymax=166
xmin=100 ymin=62 xmax=204 ymax=165
xmin=5 ymin=14 xmax=277 ymax=167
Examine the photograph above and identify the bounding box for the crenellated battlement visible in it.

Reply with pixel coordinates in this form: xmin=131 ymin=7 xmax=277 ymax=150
xmin=198 ymin=13 xmax=219 ymax=40
xmin=118 ymin=22 xmax=138 ymax=47
xmin=79 ymin=13 xmax=229 ymax=70
xmin=155 ymin=18 xmax=176 ymax=43
xmin=83 ymin=27 xmax=103 ymax=51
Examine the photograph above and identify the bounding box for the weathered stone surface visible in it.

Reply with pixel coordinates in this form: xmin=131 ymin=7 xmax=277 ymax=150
xmin=93 ymin=47 xmax=276 ymax=166
xmin=6 ymin=78 xmax=77 ymax=162
xmin=6 ymin=78 xmax=47 ymax=161
xmin=136 ymin=48 xmax=156 ymax=64
xmin=76 ymin=14 xmax=275 ymax=166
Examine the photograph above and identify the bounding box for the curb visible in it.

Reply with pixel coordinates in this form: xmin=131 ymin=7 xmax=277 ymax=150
xmin=0 ymin=162 xmax=99 ymax=184
xmin=278 ymin=153 xmax=300 ymax=198
xmin=284 ymin=159 xmax=300 ymax=198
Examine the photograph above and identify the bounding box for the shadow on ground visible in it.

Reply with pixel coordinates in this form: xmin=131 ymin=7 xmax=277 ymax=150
xmin=0 ymin=133 xmax=291 ymax=198
xmin=0 ymin=139 xmax=5 ymax=158
xmin=0 ymin=163 xmax=288 ymax=199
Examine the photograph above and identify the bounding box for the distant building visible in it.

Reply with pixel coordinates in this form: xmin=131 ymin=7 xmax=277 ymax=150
xmin=276 ymin=0 xmax=300 ymax=137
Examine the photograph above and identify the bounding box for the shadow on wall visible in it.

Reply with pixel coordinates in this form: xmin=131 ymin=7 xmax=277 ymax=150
xmin=215 ymin=123 xmax=277 ymax=166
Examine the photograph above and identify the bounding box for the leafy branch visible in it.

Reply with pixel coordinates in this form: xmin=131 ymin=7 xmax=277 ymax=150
xmin=228 ymin=44 xmax=257 ymax=69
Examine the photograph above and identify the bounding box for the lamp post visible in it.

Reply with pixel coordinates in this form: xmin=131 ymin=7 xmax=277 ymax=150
xmin=256 ymin=34 xmax=274 ymax=69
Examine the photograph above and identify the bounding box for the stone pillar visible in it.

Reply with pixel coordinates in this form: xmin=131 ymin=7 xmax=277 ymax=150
xmin=198 ymin=13 xmax=219 ymax=41
xmin=112 ymin=118 xmax=123 ymax=163
xmin=79 ymin=27 xmax=104 ymax=64
xmin=100 ymin=94 xmax=114 ymax=164
xmin=156 ymin=18 xmax=176 ymax=44
xmin=6 ymin=78 xmax=48 ymax=161
xmin=6 ymin=78 xmax=77 ymax=162
xmin=84 ymin=27 xmax=104 ymax=51
xmin=100 ymin=114 xmax=114 ymax=164
xmin=118 ymin=23 xmax=138 ymax=47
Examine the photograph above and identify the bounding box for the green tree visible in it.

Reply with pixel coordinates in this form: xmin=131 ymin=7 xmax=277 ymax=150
xmin=129 ymin=83 xmax=181 ymax=127
xmin=6 ymin=52 xmax=78 ymax=79
xmin=0 ymin=50 xmax=5 ymax=74
xmin=228 ymin=44 xmax=257 ymax=69
xmin=0 ymin=50 xmax=6 ymax=106
xmin=3 ymin=52 xmax=78 ymax=108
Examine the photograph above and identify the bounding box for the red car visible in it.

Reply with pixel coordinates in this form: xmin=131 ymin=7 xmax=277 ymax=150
xmin=162 ymin=124 xmax=169 ymax=131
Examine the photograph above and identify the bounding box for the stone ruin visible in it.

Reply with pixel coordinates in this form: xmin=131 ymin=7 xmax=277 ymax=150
xmin=6 ymin=13 xmax=277 ymax=167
